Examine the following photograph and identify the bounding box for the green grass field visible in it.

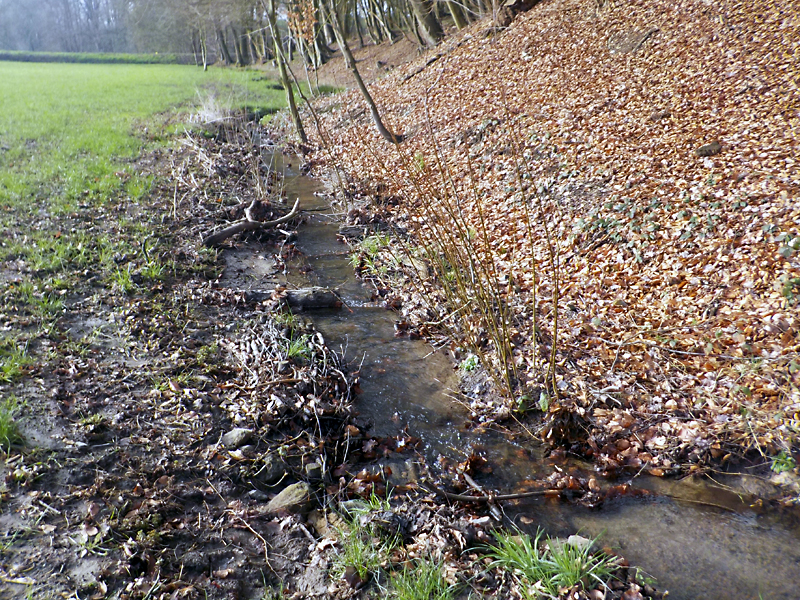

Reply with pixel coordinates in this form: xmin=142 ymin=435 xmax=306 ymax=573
xmin=0 ymin=61 xmax=288 ymax=383
xmin=0 ymin=61 xmax=284 ymax=214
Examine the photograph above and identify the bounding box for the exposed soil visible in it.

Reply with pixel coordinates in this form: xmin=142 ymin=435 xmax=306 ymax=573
xmin=0 ymin=121 xmax=360 ymax=599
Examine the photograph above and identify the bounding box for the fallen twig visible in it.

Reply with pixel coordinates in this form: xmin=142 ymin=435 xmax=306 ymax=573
xmin=421 ymin=480 xmax=558 ymax=503
xmin=202 ymin=198 xmax=301 ymax=247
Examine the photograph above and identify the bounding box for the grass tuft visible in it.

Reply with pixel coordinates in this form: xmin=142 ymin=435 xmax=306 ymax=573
xmin=0 ymin=343 xmax=35 ymax=383
xmin=110 ymin=267 xmax=137 ymax=295
xmin=0 ymin=397 xmax=23 ymax=451
xmin=488 ymin=529 xmax=617 ymax=598
xmin=388 ymin=559 xmax=456 ymax=600
xmin=282 ymin=334 xmax=312 ymax=362
xmin=332 ymin=497 xmax=400 ymax=582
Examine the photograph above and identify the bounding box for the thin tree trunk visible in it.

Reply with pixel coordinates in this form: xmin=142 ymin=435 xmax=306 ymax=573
xmin=319 ymin=0 xmax=336 ymax=46
xmin=401 ymin=1 xmax=426 ymax=47
xmin=363 ymin=0 xmax=382 ymax=45
xmin=230 ymin=25 xmax=243 ymax=65
xmin=260 ymin=29 xmax=273 ymax=60
xmin=409 ymin=0 xmax=443 ymax=46
xmin=374 ymin=0 xmax=398 ymax=42
xmin=217 ymin=28 xmax=233 ymax=64
xmin=247 ymin=31 xmax=260 ymax=63
xmin=192 ymin=31 xmax=200 ymax=66
xmin=354 ymin=0 xmax=366 ymax=48
xmin=265 ymin=0 xmax=307 ymax=144
xmin=323 ymin=0 xmax=403 ymax=144
xmin=447 ymin=1 xmax=468 ymax=29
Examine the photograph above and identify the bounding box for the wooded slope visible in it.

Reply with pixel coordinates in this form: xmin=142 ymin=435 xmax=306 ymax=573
xmin=310 ymin=0 xmax=800 ymax=475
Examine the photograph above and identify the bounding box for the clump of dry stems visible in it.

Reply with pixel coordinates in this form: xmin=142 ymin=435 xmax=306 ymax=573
xmin=341 ymin=107 xmax=564 ymax=407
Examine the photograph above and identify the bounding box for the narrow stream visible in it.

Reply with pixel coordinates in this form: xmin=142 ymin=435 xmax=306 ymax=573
xmin=229 ymin=157 xmax=800 ymax=600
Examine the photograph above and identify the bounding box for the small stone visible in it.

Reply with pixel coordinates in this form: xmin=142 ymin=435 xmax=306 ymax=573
xmin=266 ymin=482 xmax=315 ymax=514
xmin=771 ymin=470 xmax=800 ymax=494
xmin=248 ymin=489 xmax=269 ymax=502
xmin=649 ymin=110 xmax=670 ymax=121
xmin=256 ymin=454 xmax=287 ymax=485
xmin=566 ymin=534 xmax=594 ymax=552
xmin=221 ymin=428 xmax=253 ymax=448
xmin=305 ymin=462 xmax=322 ymax=481
xmin=548 ymin=534 xmax=594 ymax=555
xmin=308 ymin=509 xmax=348 ymax=537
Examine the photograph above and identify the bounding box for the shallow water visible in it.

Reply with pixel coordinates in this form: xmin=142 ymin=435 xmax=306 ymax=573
xmin=261 ymin=159 xmax=800 ymax=600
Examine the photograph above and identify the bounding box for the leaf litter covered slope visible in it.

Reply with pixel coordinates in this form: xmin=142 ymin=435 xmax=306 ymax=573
xmin=309 ymin=0 xmax=800 ymax=476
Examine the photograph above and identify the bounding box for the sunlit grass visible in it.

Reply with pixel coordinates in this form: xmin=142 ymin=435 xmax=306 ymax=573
xmin=0 ymin=50 xmax=186 ymax=64
xmin=0 ymin=341 xmax=34 ymax=384
xmin=0 ymin=61 xmax=286 ymax=321
xmin=488 ymin=529 xmax=617 ymax=598
xmin=331 ymin=514 xmax=400 ymax=582
xmin=0 ymin=396 xmax=23 ymax=451
xmin=388 ymin=559 xmax=456 ymax=600
xmin=0 ymin=61 xmax=284 ymax=215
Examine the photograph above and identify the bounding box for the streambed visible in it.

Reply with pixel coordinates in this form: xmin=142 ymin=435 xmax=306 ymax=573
xmin=228 ymin=156 xmax=800 ymax=600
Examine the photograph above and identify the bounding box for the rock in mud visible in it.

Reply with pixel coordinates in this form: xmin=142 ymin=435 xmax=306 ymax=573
xmin=243 ymin=287 xmax=341 ymax=310
xmin=256 ymin=453 xmax=287 ymax=485
xmin=305 ymin=461 xmax=322 ymax=481
xmin=284 ymin=287 xmax=341 ymax=310
xmin=266 ymin=482 xmax=315 ymax=514
xmin=308 ymin=509 xmax=349 ymax=538
xmin=221 ymin=427 xmax=253 ymax=448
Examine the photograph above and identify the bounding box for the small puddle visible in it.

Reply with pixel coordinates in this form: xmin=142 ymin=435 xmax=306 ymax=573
xmin=225 ymin=157 xmax=800 ymax=600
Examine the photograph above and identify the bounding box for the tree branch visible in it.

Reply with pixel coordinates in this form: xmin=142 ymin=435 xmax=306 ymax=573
xmin=202 ymin=199 xmax=301 ymax=247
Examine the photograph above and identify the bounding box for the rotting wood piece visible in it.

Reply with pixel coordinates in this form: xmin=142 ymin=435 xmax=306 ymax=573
xmin=202 ymin=198 xmax=301 ymax=247
xmin=243 ymin=287 xmax=341 ymax=310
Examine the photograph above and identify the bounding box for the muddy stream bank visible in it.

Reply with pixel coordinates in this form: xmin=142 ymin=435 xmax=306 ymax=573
xmin=223 ymin=155 xmax=800 ymax=600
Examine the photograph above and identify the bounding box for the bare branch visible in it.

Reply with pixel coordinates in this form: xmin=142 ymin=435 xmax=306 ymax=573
xmin=202 ymin=198 xmax=301 ymax=247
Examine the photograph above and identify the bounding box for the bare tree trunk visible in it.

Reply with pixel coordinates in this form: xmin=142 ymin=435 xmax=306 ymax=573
xmin=373 ymin=0 xmax=398 ymax=42
xmin=401 ymin=1 xmax=426 ymax=47
xmin=447 ymin=1 xmax=469 ymax=29
xmin=322 ymin=0 xmax=403 ymax=144
xmin=217 ymin=28 xmax=233 ymax=64
xmin=192 ymin=30 xmax=201 ymax=66
xmin=247 ymin=31 xmax=260 ymax=63
xmin=362 ymin=0 xmax=382 ymax=44
xmin=231 ymin=25 xmax=243 ymax=64
xmin=354 ymin=0 xmax=366 ymax=47
xmin=260 ymin=29 xmax=273 ymax=60
xmin=264 ymin=0 xmax=308 ymax=144
xmin=409 ymin=0 xmax=443 ymax=46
